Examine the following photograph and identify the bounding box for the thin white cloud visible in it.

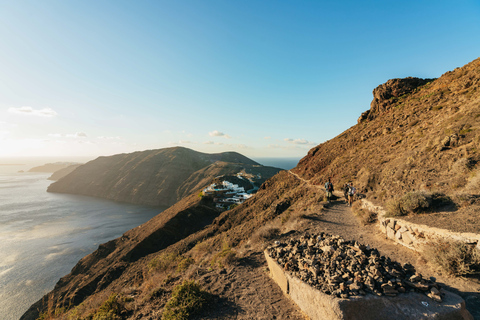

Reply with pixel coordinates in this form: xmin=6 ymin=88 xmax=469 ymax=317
xmin=8 ymin=106 xmax=58 ymax=117
xmin=178 ymin=140 xmax=192 ymax=144
xmin=264 ymin=136 xmax=271 ymax=140
xmin=97 ymin=136 xmax=121 ymax=140
xmin=284 ymin=138 xmax=317 ymax=146
xmin=203 ymin=141 xmax=215 ymax=145
xmin=48 ymin=132 xmax=88 ymax=139
xmin=209 ymin=130 xmax=231 ymax=139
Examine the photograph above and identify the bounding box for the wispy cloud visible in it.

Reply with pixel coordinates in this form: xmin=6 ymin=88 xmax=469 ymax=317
xmin=284 ymin=138 xmax=317 ymax=146
xmin=8 ymin=106 xmax=58 ymax=117
xmin=209 ymin=130 xmax=231 ymax=139
xmin=48 ymin=132 xmax=87 ymax=139
xmin=97 ymin=136 xmax=121 ymax=140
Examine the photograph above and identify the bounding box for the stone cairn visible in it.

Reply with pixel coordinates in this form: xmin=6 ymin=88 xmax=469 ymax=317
xmin=266 ymin=232 xmax=444 ymax=302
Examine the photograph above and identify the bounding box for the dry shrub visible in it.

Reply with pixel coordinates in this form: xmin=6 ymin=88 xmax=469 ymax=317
xmin=148 ymin=252 xmax=180 ymax=273
xmin=465 ymin=171 xmax=480 ymax=194
xmin=190 ymin=239 xmax=214 ymax=263
xmin=386 ymin=191 xmax=430 ymax=216
xmin=251 ymin=224 xmax=280 ymax=244
xmin=210 ymin=240 xmax=236 ymax=268
xmin=351 ymin=202 xmax=377 ymax=224
xmin=422 ymin=239 xmax=480 ymax=276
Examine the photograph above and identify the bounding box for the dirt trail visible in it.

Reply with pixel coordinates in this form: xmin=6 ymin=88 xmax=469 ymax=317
xmin=192 ymin=172 xmax=480 ymax=319
xmin=285 ymin=170 xmax=480 ymax=319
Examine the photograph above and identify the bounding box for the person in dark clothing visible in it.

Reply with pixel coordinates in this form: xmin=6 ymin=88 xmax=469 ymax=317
xmin=324 ymin=178 xmax=334 ymax=204
xmin=343 ymin=184 xmax=349 ymax=204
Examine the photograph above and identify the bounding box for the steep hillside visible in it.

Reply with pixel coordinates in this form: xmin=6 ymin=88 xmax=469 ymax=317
xmin=47 ymin=147 xmax=281 ymax=207
xmin=23 ymin=58 xmax=480 ymax=319
xmin=29 ymin=162 xmax=80 ymax=173
xmin=47 ymin=164 xmax=82 ymax=181
xmin=294 ymin=57 xmax=480 ymax=205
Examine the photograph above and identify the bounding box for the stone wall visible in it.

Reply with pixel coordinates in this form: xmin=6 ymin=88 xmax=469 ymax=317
xmin=264 ymin=251 xmax=472 ymax=320
xmin=360 ymin=199 xmax=480 ymax=251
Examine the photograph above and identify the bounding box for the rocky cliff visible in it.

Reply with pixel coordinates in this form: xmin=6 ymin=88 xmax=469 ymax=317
xmin=47 ymin=147 xmax=281 ymax=207
xmin=23 ymin=57 xmax=480 ymax=320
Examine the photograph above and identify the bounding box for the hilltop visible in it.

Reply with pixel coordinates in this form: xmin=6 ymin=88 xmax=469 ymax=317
xmin=28 ymin=162 xmax=80 ymax=173
xmin=47 ymin=147 xmax=281 ymax=207
xmin=23 ymin=57 xmax=480 ymax=319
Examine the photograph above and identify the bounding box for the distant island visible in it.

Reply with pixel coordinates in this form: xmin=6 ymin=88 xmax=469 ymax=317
xmin=29 ymin=162 xmax=81 ymax=173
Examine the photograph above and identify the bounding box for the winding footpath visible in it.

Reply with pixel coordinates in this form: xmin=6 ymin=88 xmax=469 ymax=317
xmin=286 ymin=170 xmax=480 ymax=319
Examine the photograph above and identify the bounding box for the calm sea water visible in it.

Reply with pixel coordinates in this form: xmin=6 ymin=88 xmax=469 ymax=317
xmin=0 ymin=168 xmax=164 ymax=320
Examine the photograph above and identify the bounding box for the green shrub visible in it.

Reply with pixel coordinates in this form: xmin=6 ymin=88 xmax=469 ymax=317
xmin=422 ymin=239 xmax=480 ymax=276
xmin=148 ymin=252 xmax=179 ymax=272
xmin=176 ymin=257 xmax=195 ymax=273
xmin=161 ymin=280 xmax=210 ymax=320
xmin=91 ymin=293 xmax=124 ymax=320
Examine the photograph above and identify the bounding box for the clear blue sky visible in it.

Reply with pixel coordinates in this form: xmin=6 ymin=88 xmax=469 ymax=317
xmin=1 ymin=0 xmax=479 ymax=159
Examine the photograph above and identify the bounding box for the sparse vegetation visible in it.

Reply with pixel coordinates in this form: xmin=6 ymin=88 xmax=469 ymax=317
xmin=161 ymin=280 xmax=210 ymax=320
xmin=422 ymin=239 xmax=480 ymax=276
xmin=386 ymin=191 xmax=454 ymax=216
xmin=176 ymin=257 xmax=195 ymax=273
xmin=386 ymin=191 xmax=431 ymax=216
xmin=148 ymin=252 xmax=180 ymax=273
xmin=351 ymin=202 xmax=377 ymax=224
xmin=90 ymin=293 xmax=125 ymax=320
xmin=211 ymin=240 xmax=236 ymax=268
xmin=281 ymin=210 xmax=291 ymax=224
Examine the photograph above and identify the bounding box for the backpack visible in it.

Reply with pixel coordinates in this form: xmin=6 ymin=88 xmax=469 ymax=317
xmin=326 ymin=182 xmax=333 ymax=192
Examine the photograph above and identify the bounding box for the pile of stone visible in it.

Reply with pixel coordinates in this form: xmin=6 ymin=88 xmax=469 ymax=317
xmin=266 ymin=232 xmax=444 ymax=302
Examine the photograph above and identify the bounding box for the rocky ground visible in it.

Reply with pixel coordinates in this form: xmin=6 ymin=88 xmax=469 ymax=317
xmin=178 ymin=187 xmax=480 ymax=319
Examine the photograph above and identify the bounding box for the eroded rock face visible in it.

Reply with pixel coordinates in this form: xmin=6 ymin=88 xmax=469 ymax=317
xmin=360 ymin=77 xmax=435 ymax=123
xmin=266 ymin=233 xmax=443 ymax=302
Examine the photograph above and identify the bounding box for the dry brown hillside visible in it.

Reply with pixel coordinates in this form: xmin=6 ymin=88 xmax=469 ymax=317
xmin=293 ymin=57 xmax=480 ymax=232
xmin=22 ymin=57 xmax=480 ymax=320
xmin=47 ymin=147 xmax=281 ymax=207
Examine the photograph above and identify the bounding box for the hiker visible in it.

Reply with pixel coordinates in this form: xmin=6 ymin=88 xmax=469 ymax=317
xmin=343 ymin=183 xmax=349 ymax=203
xmin=347 ymin=182 xmax=356 ymax=207
xmin=324 ymin=178 xmax=334 ymax=204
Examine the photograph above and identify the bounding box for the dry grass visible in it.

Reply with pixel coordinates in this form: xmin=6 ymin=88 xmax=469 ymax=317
xmin=422 ymin=239 xmax=480 ymax=276
xmin=210 ymin=240 xmax=236 ymax=268
xmin=351 ymin=202 xmax=377 ymax=224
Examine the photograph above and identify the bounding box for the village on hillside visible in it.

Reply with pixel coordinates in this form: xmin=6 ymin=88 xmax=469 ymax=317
xmin=202 ymin=172 xmax=260 ymax=209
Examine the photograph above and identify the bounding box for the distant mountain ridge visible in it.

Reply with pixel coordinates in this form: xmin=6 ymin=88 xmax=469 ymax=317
xmin=47 ymin=147 xmax=282 ymax=207
xmin=28 ymin=162 xmax=80 ymax=173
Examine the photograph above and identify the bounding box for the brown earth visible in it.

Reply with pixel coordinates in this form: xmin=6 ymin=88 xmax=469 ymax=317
xmin=22 ymin=58 xmax=480 ymax=320
xmin=47 ymin=147 xmax=281 ymax=207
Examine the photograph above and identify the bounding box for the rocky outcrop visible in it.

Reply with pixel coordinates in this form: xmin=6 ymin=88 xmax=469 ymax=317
xmin=360 ymin=77 xmax=435 ymax=123
xmin=295 ymin=57 xmax=480 ymax=204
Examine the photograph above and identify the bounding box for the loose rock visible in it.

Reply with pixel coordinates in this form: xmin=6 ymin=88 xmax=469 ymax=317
xmin=266 ymin=232 xmax=442 ymax=301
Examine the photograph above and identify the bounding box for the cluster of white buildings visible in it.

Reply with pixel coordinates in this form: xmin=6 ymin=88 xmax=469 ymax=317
xmin=203 ymin=180 xmax=253 ymax=209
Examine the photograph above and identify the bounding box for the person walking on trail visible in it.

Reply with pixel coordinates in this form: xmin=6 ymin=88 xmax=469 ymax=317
xmin=343 ymin=184 xmax=349 ymax=203
xmin=324 ymin=178 xmax=334 ymax=204
xmin=347 ymin=182 xmax=356 ymax=207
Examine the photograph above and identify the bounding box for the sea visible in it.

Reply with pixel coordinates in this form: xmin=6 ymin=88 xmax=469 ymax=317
xmin=0 ymin=156 xmax=298 ymax=319
xmin=0 ymin=160 xmax=165 ymax=320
